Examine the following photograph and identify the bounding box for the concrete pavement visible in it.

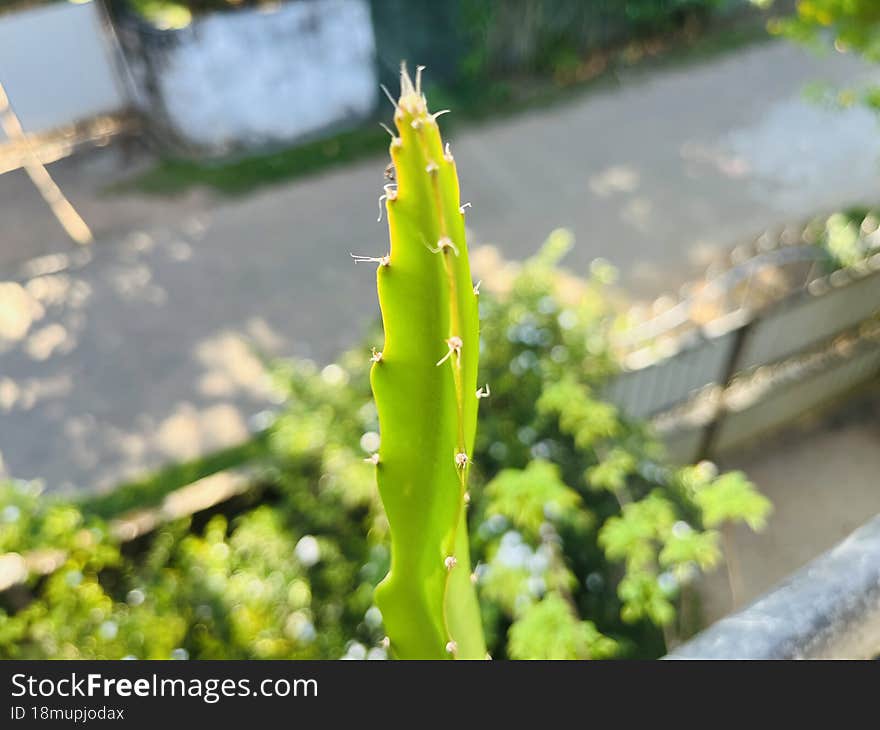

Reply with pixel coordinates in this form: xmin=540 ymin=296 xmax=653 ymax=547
xmin=1 ymin=39 xmax=879 ymax=492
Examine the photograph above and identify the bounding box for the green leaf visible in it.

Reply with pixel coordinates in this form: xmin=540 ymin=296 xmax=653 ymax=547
xmin=537 ymin=377 xmax=620 ymax=448
xmin=618 ymin=573 xmax=675 ymax=627
xmin=598 ymin=491 xmax=677 ymax=570
xmin=694 ymin=471 xmax=772 ymax=531
xmin=659 ymin=527 xmax=721 ymax=572
xmin=586 ymin=448 xmax=636 ymax=493
xmin=484 ymin=460 xmax=582 ymax=537
xmin=507 ymin=594 xmax=617 ymax=659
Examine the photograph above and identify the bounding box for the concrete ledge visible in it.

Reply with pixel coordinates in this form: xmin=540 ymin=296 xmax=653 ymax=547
xmin=667 ymin=514 xmax=880 ymax=659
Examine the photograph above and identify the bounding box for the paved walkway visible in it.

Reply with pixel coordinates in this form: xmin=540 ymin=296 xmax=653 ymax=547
xmin=1 ymin=39 xmax=879 ymax=492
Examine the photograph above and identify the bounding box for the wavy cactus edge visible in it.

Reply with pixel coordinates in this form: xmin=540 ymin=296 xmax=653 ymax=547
xmin=366 ymin=64 xmax=487 ymax=660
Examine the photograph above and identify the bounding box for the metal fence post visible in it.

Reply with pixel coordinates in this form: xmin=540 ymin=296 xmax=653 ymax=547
xmin=696 ymin=316 xmax=755 ymax=461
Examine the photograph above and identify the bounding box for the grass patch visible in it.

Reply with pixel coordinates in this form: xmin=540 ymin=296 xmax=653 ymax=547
xmin=118 ymin=16 xmax=772 ymax=198
xmin=120 ymin=125 xmax=392 ymax=197
xmin=78 ymin=430 xmax=271 ymax=520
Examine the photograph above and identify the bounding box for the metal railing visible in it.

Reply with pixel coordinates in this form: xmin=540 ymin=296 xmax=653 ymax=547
xmin=604 ymin=245 xmax=880 ymax=461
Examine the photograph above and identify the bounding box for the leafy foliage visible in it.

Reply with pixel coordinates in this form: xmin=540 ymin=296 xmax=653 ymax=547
xmin=808 ymin=207 xmax=880 ymax=271
xmin=688 ymin=470 xmax=771 ymax=531
xmin=507 ymin=594 xmax=617 ymax=660
xmin=762 ymin=0 xmax=880 ymax=112
xmin=459 ymin=0 xmax=732 ymax=80
xmin=1 ymin=232 xmax=770 ymax=659
xmin=465 ymin=233 xmax=771 ymax=656
xmin=120 ymin=0 xmax=273 ymax=29
xmin=484 ymin=461 xmax=582 ymax=538
xmin=765 ymin=0 xmax=880 ymax=61
xmin=0 ymin=358 xmax=387 ymax=660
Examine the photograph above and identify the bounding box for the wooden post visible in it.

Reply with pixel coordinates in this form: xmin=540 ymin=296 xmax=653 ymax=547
xmin=0 ymin=80 xmax=93 ymax=245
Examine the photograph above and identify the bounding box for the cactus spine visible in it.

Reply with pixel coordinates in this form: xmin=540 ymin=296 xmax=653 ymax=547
xmin=369 ymin=64 xmax=486 ymax=659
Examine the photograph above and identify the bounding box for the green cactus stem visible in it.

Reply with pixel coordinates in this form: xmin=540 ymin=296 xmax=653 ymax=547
xmin=367 ymin=64 xmax=486 ymax=659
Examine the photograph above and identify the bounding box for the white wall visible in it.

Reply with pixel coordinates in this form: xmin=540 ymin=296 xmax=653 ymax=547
xmin=0 ymin=1 xmax=127 ymax=138
xmin=146 ymin=0 xmax=378 ymax=152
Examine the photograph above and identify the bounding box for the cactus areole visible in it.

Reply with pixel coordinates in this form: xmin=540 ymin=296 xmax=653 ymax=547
xmin=368 ymin=64 xmax=487 ymax=659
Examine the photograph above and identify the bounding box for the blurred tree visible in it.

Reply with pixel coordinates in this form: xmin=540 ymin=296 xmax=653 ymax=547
xmin=759 ymin=0 xmax=880 ymax=112
xmin=459 ymin=0 xmax=730 ymax=79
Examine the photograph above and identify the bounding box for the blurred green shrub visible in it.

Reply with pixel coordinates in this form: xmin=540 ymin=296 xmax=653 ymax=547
xmin=801 ymin=206 xmax=880 ymax=272
xmin=119 ymin=0 xmax=279 ymax=29
xmin=0 ymin=232 xmax=770 ymax=659
xmin=762 ymin=0 xmax=880 ymax=113
xmin=458 ymin=0 xmax=732 ymax=80
xmin=765 ymin=0 xmax=880 ymax=62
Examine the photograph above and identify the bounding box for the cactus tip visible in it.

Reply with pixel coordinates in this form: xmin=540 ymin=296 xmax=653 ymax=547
xmin=398 ymin=61 xmax=428 ymax=117
xmin=445 ymin=640 xmax=458 ymax=655
xmin=370 ymin=347 xmax=383 ymax=363
xmin=444 ymin=555 xmax=457 ymax=571
xmin=454 ymin=451 xmax=469 ymax=470
xmin=476 ymin=383 xmax=490 ymax=399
